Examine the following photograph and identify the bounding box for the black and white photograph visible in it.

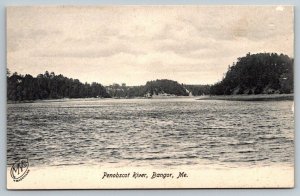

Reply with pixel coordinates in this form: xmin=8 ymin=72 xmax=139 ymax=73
xmin=6 ymin=6 xmax=294 ymax=189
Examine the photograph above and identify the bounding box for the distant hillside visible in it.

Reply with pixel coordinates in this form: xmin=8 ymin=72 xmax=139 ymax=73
xmin=106 ymin=79 xmax=191 ymax=98
xmin=144 ymin=79 xmax=189 ymax=96
xmin=210 ymin=53 xmax=294 ymax=95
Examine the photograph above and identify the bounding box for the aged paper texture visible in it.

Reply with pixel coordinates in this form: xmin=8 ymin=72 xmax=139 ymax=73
xmin=7 ymin=6 xmax=294 ymax=189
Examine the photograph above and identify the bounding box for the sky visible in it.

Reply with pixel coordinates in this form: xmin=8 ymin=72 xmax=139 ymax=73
xmin=7 ymin=6 xmax=294 ymax=86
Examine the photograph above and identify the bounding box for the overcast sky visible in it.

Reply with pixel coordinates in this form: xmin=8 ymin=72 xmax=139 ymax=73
xmin=7 ymin=6 xmax=294 ymax=86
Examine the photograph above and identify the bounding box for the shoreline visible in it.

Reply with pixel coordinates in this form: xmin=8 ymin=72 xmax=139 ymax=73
xmin=197 ymin=94 xmax=294 ymax=101
xmin=7 ymin=94 xmax=294 ymax=104
xmin=7 ymin=96 xmax=194 ymax=104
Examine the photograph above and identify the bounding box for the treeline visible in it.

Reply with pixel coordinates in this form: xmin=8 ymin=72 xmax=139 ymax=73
xmin=210 ymin=53 xmax=294 ymax=95
xmin=106 ymin=84 xmax=145 ymax=98
xmin=144 ymin=79 xmax=189 ymax=96
xmin=8 ymin=52 xmax=293 ymax=101
xmin=7 ymin=70 xmax=110 ymax=101
xmin=106 ymin=79 xmax=193 ymax=98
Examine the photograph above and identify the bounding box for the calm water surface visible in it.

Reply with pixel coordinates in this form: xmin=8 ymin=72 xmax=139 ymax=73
xmin=7 ymin=98 xmax=294 ymax=168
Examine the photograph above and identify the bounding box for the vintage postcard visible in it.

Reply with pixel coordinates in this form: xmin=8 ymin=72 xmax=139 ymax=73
xmin=7 ymin=6 xmax=294 ymax=189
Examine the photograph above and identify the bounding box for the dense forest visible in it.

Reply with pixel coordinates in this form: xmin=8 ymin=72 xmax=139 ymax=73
xmin=106 ymin=79 xmax=198 ymax=98
xmin=7 ymin=52 xmax=294 ymax=101
xmin=210 ymin=53 xmax=294 ymax=95
xmin=7 ymin=70 xmax=110 ymax=101
xmin=144 ymin=79 xmax=189 ymax=96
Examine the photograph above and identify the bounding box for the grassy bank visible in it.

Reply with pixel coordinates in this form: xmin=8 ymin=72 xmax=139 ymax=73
xmin=198 ymin=94 xmax=294 ymax=101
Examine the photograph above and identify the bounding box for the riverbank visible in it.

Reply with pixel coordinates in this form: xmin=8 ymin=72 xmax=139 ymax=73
xmin=7 ymin=94 xmax=294 ymax=104
xmin=197 ymin=94 xmax=294 ymax=101
xmin=7 ymin=97 xmax=108 ymax=104
xmin=7 ymin=96 xmax=192 ymax=104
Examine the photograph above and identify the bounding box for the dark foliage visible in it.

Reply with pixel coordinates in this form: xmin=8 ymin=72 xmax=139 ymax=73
xmin=106 ymin=83 xmax=145 ymax=98
xmin=144 ymin=79 xmax=189 ymax=96
xmin=184 ymin=85 xmax=210 ymax=96
xmin=7 ymin=71 xmax=110 ymax=101
xmin=8 ymin=52 xmax=292 ymax=100
xmin=107 ymin=79 xmax=190 ymax=98
xmin=210 ymin=53 xmax=294 ymax=95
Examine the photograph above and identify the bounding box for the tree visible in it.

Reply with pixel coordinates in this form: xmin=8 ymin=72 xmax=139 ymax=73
xmin=210 ymin=52 xmax=293 ymax=95
xmin=7 ymin=71 xmax=111 ymax=101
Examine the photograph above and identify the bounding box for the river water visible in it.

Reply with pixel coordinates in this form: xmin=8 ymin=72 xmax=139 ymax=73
xmin=7 ymin=98 xmax=294 ymax=168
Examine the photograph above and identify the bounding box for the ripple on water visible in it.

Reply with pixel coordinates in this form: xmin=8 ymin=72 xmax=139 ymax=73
xmin=7 ymin=99 xmax=294 ymax=168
